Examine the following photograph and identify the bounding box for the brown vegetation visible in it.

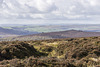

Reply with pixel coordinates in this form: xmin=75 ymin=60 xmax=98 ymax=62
xmin=0 ymin=36 xmax=99 ymax=67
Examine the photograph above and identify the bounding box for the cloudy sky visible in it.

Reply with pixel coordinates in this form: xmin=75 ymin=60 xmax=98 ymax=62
xmin=0 ymin=0 xmax=100 ymax=24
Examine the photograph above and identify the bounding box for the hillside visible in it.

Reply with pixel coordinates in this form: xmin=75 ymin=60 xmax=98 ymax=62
xmin=0 ymin=27 xmax=38 ymax=38
xmin=0 ymin=36 xmax=99 ymax=67
xmin=2 ymin=30 xmax=100 ymax=41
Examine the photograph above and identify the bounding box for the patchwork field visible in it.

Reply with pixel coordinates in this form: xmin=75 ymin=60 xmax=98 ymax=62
xmin=2 ymin=24 xmax=100 ymax=33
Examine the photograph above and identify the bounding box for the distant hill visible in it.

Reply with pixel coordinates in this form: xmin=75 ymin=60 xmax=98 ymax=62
xmin=0 ymin=27 xmax=38 ymax=38
xmin=1 ymin=30 xmax=100 ymax=41
xmin=30 ymin=30 xmax=100 ymax=38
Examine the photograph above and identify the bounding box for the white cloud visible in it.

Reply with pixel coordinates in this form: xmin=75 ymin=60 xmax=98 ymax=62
xmin=0 ymin=0 xmax=100 ymax=24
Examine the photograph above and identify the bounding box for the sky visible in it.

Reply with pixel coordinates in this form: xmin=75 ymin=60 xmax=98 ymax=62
xmin=0 ymin=0 xmax=100 ymax=24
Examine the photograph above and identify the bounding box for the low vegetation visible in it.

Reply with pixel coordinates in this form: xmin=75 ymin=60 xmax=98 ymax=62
xmin=0 ymin=36 xmax=100 ymax=67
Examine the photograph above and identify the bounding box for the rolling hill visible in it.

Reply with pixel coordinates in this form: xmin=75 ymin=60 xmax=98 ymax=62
xmin=2 ymin=30 xmax=100 ymax=41
xmin=0 ymin=27 xmax=38 ymax=38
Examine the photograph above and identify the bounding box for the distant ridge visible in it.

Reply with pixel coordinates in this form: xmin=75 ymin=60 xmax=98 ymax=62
xmin=1 ymin=30 xmax=100 ymax=41
xmin=20 ymin=30 xmax=100 ymax=38
xmin=0 ymin=27 xmax=38 ymax=38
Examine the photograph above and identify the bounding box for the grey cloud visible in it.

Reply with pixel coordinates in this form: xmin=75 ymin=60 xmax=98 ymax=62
xmin=0 ymin=0 xmax=100 ymax=22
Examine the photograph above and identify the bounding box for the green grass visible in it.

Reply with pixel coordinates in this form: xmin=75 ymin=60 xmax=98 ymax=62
xmin=24 ymin=27 xmax=64 ymax=32
xmin=2 ymin=27 xmax=13 ymax=29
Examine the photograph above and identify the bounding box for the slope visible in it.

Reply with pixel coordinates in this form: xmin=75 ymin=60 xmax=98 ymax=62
xmin=0 ymin=36 xmax=99 ymax=67
xmin=0 ymin=27 xmax=38 ymax=38
xmin=2 ymin=30 xmax=100 ymax=41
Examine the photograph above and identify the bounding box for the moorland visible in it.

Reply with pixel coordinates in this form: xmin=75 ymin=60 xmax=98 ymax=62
xmin=0 ymin=36 xmax=99 ymax=67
